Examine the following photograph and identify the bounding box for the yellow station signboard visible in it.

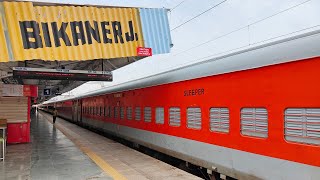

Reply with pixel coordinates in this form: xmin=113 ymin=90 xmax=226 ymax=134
xmin=0 ymin=1 xmax=145 ymax=62
xmin=0 ymin=5 xmax=9 ymax=61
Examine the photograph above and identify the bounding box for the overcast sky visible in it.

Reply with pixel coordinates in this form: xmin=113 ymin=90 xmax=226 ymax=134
xmin=38 ymin=0 xmax=320 ymax=99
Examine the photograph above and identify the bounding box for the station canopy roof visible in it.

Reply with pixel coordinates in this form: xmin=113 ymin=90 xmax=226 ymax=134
xmin=0 ymin=1 xmax=172 ymax=102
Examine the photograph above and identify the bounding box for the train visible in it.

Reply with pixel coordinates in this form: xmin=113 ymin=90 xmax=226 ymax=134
xmin=42 ymin=30 xmax=320 ymax=180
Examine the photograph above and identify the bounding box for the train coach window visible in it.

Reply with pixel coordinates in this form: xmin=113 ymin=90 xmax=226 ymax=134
xmin=114 ymin=107 xmax=118 ymax=119
xmin=241 ymin=108 xmax=268 ymax=138
xmin=100 ymin=107 xmax=103 ymax=116
xmin=169 ymin=107 xmax=181 ymax=127
xmin=105 ymin=106 xmax=110 ymax=117
xmin=285 ymin=108 xmax=320 ymax=145
xmin=144 ymin=107 xmax=152 ymax=122
xmin=210 ymin=108 xmax=230 ymax=133
xmin=135 ymin=107 xmax=141 ymax=121
xmin=120 ymin=107 xmax=125 ymax=119
xmin=155 ymin=107 xmax=164 ymax=124
xmin=127 ymin=107 xmax=133 ymax=120
xmin=187 ymin=107 xmax=202 ymax=129
xmin=108 ymin=107 xmax=111 ymax=117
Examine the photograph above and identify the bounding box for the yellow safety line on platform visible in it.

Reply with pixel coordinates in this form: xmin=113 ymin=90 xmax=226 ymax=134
xmin=40 ymin=112 xmax=127 ymax=180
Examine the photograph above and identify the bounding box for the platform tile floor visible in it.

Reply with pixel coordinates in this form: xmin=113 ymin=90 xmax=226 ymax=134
xmin=40 ymin=112 xmax=201 ymax=180
xmin=0 ymin=111 xmax=201 ymax=180
xmin=0 ymin=112 xmax=111 ymax=180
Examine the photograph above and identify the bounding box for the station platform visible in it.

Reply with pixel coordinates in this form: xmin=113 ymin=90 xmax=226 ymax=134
xmin=0 ymin=110 xmax=201 ymax=180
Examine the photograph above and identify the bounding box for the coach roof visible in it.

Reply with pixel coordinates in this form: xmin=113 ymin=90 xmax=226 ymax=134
xmin=45 ymin=29 xmax=320 ymax=104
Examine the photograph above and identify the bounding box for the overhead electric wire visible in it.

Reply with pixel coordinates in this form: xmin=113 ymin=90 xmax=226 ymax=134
xmin=171 ymin=0 xmax=228 ymax=31
xmin=169 ymin=0 xmax=313 ymax=58
xmin=170 ymin=0 xmax=187 ymax=12
xmin=195 ymin=24 xmax=320 ymax=62
xmin=249 ymin=0 xmax=312 ymax=26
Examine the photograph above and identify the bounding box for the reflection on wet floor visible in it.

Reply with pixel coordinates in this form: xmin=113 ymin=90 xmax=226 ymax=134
xmin=1 ymin=110 xmax=201 ymax=180
xmin=0 ymin=143 xmax=31 ymax=180
xmin=0 ymin=111 xmax=111 ymax=180
xmin=39 ymin=112 xmax=201 ymax=180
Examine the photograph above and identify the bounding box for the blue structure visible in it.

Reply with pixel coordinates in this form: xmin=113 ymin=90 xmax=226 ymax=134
xmin=139 ymin=8 xmax=173 ymax=55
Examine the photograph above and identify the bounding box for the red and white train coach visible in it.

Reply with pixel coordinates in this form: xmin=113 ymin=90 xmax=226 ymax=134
xmin=46 ymin=30 xmax=320 ymax=180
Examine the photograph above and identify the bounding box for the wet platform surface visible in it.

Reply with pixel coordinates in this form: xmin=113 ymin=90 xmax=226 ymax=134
xmin=0 ymin=112 xmax=111 ymax=180
xmin=0 ymin=110 xmax=201 ymax=180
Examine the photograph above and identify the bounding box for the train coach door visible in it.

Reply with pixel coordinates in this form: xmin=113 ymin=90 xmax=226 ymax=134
xmin=72 ymin=100 xmax=82 ymax=123
xmin=72 ymin=100 xmax=78 ymax=122
xmin=78 ymin=100 xmax=82 ymax=123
